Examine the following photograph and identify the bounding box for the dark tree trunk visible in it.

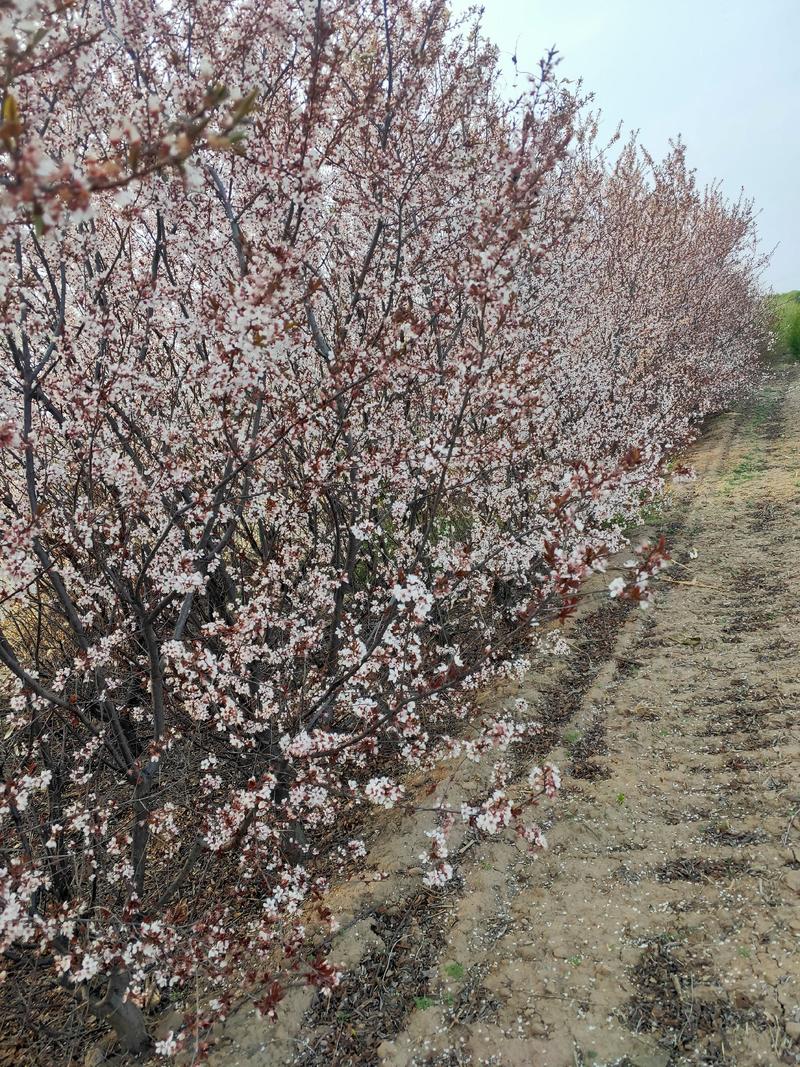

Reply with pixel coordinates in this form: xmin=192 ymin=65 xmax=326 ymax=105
xmin=88 ymin=970 xmax=151 ymax=1056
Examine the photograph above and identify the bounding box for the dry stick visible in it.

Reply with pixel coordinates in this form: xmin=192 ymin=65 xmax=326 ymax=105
xmin=658 ymin=575 xmax=724 ymax=591
xmin=781 ymin=806 xmax=800 ymax=847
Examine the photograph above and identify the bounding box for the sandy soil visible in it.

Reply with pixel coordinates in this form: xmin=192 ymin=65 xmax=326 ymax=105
xmin=208 ymin=363 xmax=800 ymax=1067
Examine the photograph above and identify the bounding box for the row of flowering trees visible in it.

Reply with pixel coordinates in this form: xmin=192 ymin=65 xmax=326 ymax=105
xmin=0 ymin=0 xmax=766 ymax=1059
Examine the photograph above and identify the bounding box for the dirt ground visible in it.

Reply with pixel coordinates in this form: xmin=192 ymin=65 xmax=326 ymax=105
xmin=208 ymin=363 xmax=800 ymax=1066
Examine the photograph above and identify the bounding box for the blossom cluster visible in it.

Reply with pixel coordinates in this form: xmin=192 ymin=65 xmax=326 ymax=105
xmin=0 ymin=0 xmax=765 ymax=1058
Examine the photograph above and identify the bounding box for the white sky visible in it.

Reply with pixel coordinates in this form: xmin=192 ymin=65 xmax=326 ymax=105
xmin=453 ymin=0 xmax=800 ymax=292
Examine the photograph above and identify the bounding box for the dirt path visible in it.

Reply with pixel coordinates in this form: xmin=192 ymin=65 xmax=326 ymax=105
xmin=213 ymin=364 xmax=800 ymax=1067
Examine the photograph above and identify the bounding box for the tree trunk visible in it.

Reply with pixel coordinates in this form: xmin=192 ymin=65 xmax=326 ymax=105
xmin=89 ymin=970 xmax=151 ymax=1056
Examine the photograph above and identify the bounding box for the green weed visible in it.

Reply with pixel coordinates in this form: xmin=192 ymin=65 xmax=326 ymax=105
xmin=768 ymin=290 xmax=800 ymax=360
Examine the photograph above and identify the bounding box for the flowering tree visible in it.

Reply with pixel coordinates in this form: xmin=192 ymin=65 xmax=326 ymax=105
xmin=0 ymin=0 xmax=765 ymax=1058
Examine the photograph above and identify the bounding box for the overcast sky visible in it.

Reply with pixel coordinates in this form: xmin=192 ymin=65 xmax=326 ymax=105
xmin=453 ymin=0 xmax=799 ymax=292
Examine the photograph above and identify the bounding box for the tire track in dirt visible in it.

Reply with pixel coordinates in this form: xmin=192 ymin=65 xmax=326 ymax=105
xmin=212 ymin=364 xmax=800 ymax=1067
